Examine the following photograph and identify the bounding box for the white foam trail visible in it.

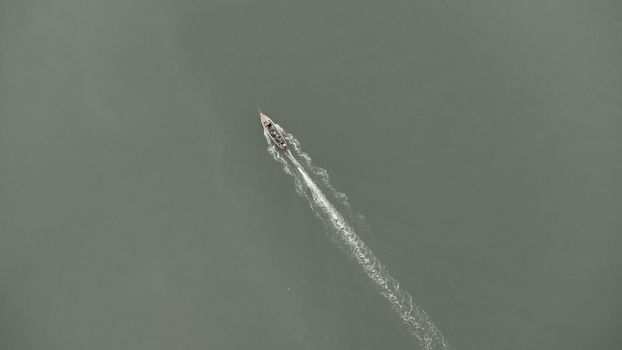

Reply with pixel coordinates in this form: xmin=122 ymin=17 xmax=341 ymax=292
xmin=265 ymin=126 xmax=449 ymax=350
xmin=283 ymin=131 xmax=350 ymax=202
xmin=264 ymin=129 xmax=306 ymax=197
xmin=283 ymin=130 xmax=369 ymax=229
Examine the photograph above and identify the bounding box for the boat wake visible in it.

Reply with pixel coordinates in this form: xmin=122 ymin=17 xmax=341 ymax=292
xmin=264 ymin=127 xmax=449 ymax=350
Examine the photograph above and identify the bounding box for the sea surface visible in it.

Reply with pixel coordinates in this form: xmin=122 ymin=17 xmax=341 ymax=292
xmin=1 ymin=1 xmax=621 ymax=349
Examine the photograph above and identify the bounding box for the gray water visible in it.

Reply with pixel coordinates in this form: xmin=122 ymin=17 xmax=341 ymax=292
xmin=1 ymin=1 xmax=621 ymax=349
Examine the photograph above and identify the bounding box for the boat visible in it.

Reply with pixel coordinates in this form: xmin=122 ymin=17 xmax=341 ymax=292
xmin=259 ymin=111 xmax=288 ymax=151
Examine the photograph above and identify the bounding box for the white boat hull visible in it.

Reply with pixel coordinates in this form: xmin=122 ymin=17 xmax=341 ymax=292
xmin=260 ymin=112 xmax=288 ymax=151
